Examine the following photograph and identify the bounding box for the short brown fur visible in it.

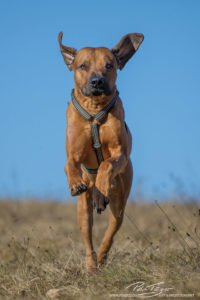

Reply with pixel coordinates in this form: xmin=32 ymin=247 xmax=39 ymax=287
xmin=58 ymin=32 xmax=144 ymax=273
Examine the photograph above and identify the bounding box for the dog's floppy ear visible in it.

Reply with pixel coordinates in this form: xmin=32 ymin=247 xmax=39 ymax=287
xmin=112 ymin=33 xmax=144 ymax=70
xmin=58 ymin=32 xmax=77 ymax=71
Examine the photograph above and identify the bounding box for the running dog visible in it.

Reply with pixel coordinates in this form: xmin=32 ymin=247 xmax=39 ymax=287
xmin=58 ymin=32 xmax=144 ymax=273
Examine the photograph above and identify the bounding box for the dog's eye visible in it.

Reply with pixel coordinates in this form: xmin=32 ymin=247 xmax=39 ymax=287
xmin=106 ymin=63 xmax=113 ymax=70
xmin=79 ymin=63 xmax=87 ymax=70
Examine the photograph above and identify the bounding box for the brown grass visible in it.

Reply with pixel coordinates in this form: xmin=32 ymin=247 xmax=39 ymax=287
xmin=0 ymin=199 xmax=200 ymax=299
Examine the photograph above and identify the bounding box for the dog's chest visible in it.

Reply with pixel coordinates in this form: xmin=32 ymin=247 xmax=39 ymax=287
xmin=67 ymin=119 xmax=120 ymax=162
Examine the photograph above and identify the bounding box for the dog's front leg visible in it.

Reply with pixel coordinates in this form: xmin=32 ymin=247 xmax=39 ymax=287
xmin=65 ymin=155 xmax=88 ymax=196
xmin=95 ymin=147 xmax=127 ymax=197
xmin=77 ymin=188 xmax=97 ymax=274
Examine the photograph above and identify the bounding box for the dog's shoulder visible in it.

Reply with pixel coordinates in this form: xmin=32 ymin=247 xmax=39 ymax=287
xmin=107 ymin=96 xmax=125 ymax=123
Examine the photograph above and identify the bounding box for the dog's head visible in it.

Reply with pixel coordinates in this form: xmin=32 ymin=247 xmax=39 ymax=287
xmin=58 ymin=33 xmax=144 ymax=97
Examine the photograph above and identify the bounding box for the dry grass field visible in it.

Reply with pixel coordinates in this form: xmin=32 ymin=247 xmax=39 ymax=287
xmin=0 ymin=199 xmax=200 ymax=299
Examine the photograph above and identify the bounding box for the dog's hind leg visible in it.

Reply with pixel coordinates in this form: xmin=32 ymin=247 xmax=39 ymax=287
xmin=77 ymin=188 xmax=97 ymax=273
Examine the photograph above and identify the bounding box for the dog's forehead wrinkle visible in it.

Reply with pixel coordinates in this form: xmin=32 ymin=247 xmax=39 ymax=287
xmin=95 ymin=47 xmax=113 ymax=59
xmin=75 ymin=47 xmax=113 ymax=64
xmin=74 ymin=47 xmax=95 ymax=65
xmin=77 ymin=47 xmax=95 ymax=56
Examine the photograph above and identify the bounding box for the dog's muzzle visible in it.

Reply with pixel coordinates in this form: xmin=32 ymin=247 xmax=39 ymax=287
xmin=83 ymin=75 xmax=111 ymax=96
xmin=89 ymin=75 xmax=105 ymax=96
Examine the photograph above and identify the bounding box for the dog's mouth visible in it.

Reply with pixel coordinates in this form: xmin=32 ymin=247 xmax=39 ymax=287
xmin=82 ymin=86 xmax=112 ymax=97
xmin=91 ymin=88 xmax=104 ymax=96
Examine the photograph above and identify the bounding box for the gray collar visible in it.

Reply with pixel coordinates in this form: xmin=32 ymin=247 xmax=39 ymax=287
xmin=71 ymin=89 xmax=119 ymax=122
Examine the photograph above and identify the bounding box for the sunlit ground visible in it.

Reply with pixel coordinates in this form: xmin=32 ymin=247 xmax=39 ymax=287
xmin=0 ymin=199 xmax=200 ymax=299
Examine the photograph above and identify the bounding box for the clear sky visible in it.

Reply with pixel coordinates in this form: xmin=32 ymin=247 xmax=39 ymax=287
xmin=0 ymin=0 xmax=200 ymax=201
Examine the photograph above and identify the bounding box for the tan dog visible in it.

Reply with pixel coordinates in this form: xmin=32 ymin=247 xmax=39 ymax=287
xmin=58 ymin=32 xmax=144 ymax=273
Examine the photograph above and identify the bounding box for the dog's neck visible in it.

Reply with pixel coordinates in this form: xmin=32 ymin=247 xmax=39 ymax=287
xmin=73 ymin=87 xmax=117 ymax=116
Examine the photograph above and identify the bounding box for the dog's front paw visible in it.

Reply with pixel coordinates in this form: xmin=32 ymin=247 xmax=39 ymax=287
xmin=70 ymin=183 xmax=88 ymax=196
xmin=95 ymin=198 xmax=109 ymax=214
xmin=93 ymin=187 xmax=109 ymax=214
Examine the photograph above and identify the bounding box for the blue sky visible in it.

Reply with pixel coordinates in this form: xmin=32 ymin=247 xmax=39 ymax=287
xmin=0 ymin=0 xmax=200 ymax=200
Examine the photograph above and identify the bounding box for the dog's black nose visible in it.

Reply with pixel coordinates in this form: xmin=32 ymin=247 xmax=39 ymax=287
xmin=90 ymin=75 xmax=105 ymax=88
